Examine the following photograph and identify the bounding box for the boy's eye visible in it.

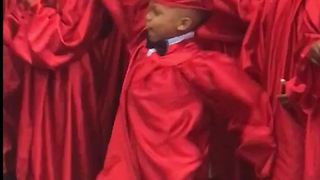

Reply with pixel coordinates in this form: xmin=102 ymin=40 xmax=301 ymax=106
xmin=153 ymin=10 xmax=159 ymax=16
xmin=152 ymin=7 xmax=161 ymax=16
xmin=147 ymin=3 xmax=162 ymax=16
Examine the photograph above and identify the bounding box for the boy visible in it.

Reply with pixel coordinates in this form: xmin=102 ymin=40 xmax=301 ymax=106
xmin=98 ymin=0 xmax=275 ymax=179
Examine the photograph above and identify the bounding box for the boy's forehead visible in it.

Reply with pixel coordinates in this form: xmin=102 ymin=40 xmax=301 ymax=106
xmin=151 ymin=0 xmax=212 ymax=11
xmin=149 ymin=1 xmax=176 ymax=11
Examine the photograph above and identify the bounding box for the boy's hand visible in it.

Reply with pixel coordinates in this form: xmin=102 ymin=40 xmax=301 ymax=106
xmin=308 ymin=41 xmax=320 ymax=66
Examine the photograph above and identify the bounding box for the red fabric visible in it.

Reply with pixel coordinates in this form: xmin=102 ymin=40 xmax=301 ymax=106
xmin=196 ymin=1 xmax=265 ymax=179
xmin=155 ymin=0 xmax=212 ymax=10
xmin=97 ymin=41 xmax=275 ymax=180
xmin=197 ymin=0 xmax=262 ymax=44
xmin=89 ymin=26 xmax=129 ymax=153
xmin=287 ymin=63 xmax=320 ymax=180
xmin=3 ymin=0 xmax=17 ymax=16
xmin=3 ymin=45 xmax=22 ymax=175
xmin=3 ymin=0 xmax=21 ymax=175
xmin=3 ymin=0 xmax=116 ymax=179
xmin=240 ymin=0 xmax=320 ymax=180
xmin=240 ymin=0 xmax=318 ymax=106
xmin=285 ymin=52 xmax=320 ymax=180
xmin=99 ymin=1 xmax=275 ymax=179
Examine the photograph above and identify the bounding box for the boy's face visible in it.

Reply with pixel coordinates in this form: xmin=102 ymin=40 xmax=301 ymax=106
xmin=146 ymin=1 xmax=182 ymax=42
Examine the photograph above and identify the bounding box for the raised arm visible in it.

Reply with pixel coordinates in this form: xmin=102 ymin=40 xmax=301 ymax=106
xmin=102 ymin=0 xmax=148 ymax=49
xmin=4 ymin=0 xmax=105 ymax=69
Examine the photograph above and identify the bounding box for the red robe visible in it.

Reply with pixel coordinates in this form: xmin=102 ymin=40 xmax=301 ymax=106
xmin=3 ymin=45 xmax=22 ymax=175
xmin=99 ymin=1 xmax=275 ymax=179
xmin=196 ymin=1 xmax=265 ymax=179
xmin=3 ymin=0 xmax=111 ymax=179
xmin=241 ymin=0 xmax=320 ymax=179
xmin=88 ymin=25 xmax=129 ymax=153
xmin=189 ymin=0 xmax=263 ymax=71
xmin=3 ymin=0 xmax=21 ymax=175
xmin=107 ymin=1 xmax=267 ymax=179
xmin=285 ymin=58 xmax=320 ymax=180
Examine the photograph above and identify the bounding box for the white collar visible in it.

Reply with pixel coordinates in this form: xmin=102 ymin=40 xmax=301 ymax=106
xmin=147 ymin=31 xmax=195 ymax=57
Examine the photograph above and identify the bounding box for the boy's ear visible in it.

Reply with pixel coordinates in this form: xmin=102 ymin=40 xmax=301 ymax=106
xmin=177 ymin=17 xmax=192 ymax=31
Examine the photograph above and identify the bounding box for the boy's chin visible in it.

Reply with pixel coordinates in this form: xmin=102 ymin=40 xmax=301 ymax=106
xmin=146 ymin=33 xmax=158 ymax=42
xmin=147 ymin=31 xmax=165 ymax=42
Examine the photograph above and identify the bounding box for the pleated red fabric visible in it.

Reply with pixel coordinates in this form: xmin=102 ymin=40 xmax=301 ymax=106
xmin=3 ymin=0 xmax=123 ymax=179
xmin=285 ymin=59 xmax=320 ymax=180
xmin=3 ymin=0 xmax=21 ymax=175
xmin=3 ymin=45 xmax=22 ymax=175
xmin=88 ymin=26 xmax=129 ymax=154
xmin=240 ymin=0 xmax=320 ymax=180
xmin=154 ymin=0 xmax=212 ymax=10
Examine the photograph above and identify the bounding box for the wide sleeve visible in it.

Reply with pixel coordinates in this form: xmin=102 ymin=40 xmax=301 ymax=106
xmin=102 ymin=0 xmax=148 ymax=51
xmin=180 ymin=53 xmax=275 ymax=178
xmin=5 ymin=0 xmax=104 ymax=69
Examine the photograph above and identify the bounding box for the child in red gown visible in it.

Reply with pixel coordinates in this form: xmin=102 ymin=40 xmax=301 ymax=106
xmin=98 ymin=0 xmax=275 ymax=179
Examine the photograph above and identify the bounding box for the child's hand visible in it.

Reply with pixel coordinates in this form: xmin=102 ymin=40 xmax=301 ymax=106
xmin=308 ymin=41 xmax=320 ymax=66
xmin=278 ymin=79 xmax=289 ymax=105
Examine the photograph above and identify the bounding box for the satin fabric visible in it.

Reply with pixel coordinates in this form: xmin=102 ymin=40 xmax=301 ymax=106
xmin=3 ymin=0 xmax=124 ymax=179
xmin=3 ymin=0 xmax=21 ymax=175
xmin=97 ymin=41 xmax=275 ymax=180
xmin=99 ymin=0 xmax=275 ymax=179
xmin=89 ymin=26 xmax=129 ymax=154
xmin=240 ymin=0 xmax=320 ymax=180
xmin=286 ymin=60 xmax=320 ymax=180
xmin=3 ymin=45 xmax=22 ymax=175
xmin=154 ymin=0 xmax=212 ymax=10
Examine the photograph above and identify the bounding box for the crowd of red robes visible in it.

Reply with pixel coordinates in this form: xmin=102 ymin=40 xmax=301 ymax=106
xmin=3 ymin=0 xmax=128 ymax=179
xmin=3 ymin=0 xmax=319 ymax=180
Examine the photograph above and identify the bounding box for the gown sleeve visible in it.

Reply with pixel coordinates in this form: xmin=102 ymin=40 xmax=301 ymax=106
xmin=4 ymin=0 xmax=104 ymax=69
xmin=180 ymin=52 xmax=275 ymax=178
xmin=102 ymin=0 xmax=148 ymax=52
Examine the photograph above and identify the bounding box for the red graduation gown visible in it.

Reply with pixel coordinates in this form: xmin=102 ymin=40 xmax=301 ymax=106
xmin=3 ymin=45 xmax=22 ymax=175
xmin=88 ymin=26 xmax=129 ymax=152
xmin=285 ymin=60 xmax=320 ymax=180
xmin=241 ymin=0 xmax=320 ymax=179
xmin=3 ymin=0 xmax=108 ymax=179
xmin=97 ymin=40 xmax=275 ymax=180
xmin=199 ymin=2 xmax=266 ymax=179
xmin=3 ymin=0 xmax=21 ymax=175
xmin=100 ymin=1 xmax=275 ymax=179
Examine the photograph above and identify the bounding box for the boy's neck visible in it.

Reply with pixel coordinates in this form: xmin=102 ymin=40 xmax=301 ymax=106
xmin=146 ymin=31 xmax=195 ymax=56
